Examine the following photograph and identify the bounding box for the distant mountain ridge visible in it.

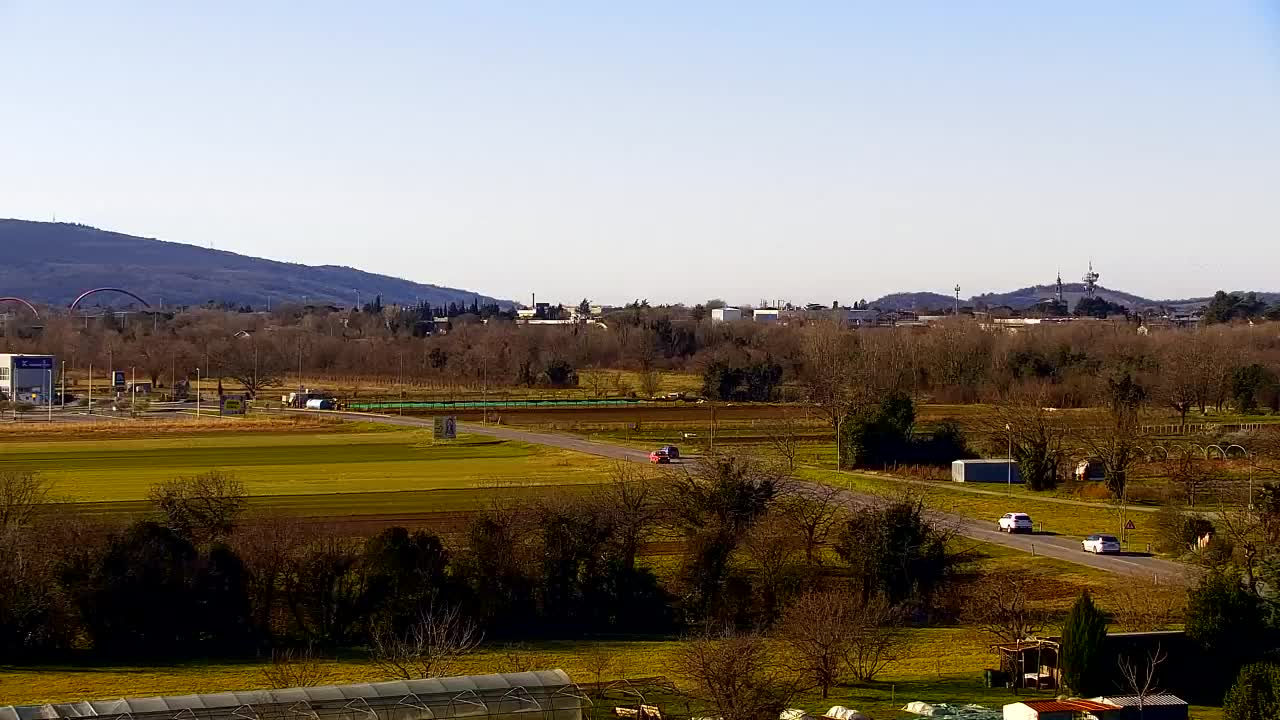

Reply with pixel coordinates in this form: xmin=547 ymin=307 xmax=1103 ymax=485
xmin=871 ymin=283 xmax=1280 ymax=312
xmin=0 ymin=220 xmax=506 ymax=309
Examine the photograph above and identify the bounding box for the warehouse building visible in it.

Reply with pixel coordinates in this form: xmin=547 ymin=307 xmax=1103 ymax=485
xmin=952 ymin=458 xmax=1023 ymax=484
xmin=711 ymin=307 xmax=742 ymax=322
xmin=0 ymin=353 xmax=55 ymax=405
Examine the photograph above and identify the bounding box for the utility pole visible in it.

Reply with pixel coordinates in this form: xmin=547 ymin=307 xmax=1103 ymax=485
xmin=1006 ymin=423 xmax=1013 ymax=496
xmin=196 ymin=367 xmax=202 ymax=420
xmin=710 ymin=400 xmax=717 ymax=451
xmin=954 ymin=284 xmax=961 ymax=317
xmin=47 ymin=369 xmax=52 ymax=422
xmin=836 ymin=414 xmax=843 ymax=470
xmin=88 ymin=364 xmax=93 ymax=415
xmin=131 ymin=366 xmax=137 ymax=416
xmin=60 ymin=361 xmax=66 ymax=409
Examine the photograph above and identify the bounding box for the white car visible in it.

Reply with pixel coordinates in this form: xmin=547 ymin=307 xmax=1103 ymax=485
xmin=1082 ymin=534 xmax=1121 ymax=554
xmin=997 ymin=513 xmax=1034 ymax=533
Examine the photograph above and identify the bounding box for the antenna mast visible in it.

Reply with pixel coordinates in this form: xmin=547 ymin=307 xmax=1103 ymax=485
xmin=1083 ymin=262 xmax=1100 ymax=297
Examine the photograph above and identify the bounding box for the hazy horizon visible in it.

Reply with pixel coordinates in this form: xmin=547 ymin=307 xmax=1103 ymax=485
xmin=3 ymin=3 xmax=1278 ymax=306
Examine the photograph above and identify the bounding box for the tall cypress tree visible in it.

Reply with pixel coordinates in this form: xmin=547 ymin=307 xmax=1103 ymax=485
xmin=1060 ymin=590 xmax=1109 ymax=696
xmin=1224 ymin=663 xmax=1280 ymax=720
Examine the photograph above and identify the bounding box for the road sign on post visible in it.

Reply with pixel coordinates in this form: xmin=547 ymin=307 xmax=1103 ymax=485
xmin=112 ymin=371 xmax=126 ymax=392
xmin=220 ymin=394 xmax=248 ymax=416
xmin=434 ymin=415 xmax=457 ymax=440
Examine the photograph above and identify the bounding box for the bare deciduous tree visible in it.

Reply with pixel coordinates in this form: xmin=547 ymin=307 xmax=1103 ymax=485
xmin=777 ymin=588 xmax=910 ymax=695
xmin=148 ymin=470 xmax=247 ymax=542
xmin=1161 ymin=456 xmax=1222 ymax=507
xmin=1108 ymin=578 xmax=1185 ymax=632
xmin=674 ymin=630 xmax=799 ymax=720
xmin=261 ymin=645 xmax=332 ymax=688
xmin=592 ymin=463 xmax=662 ymax=572
xmin=776 ymin=591 xmax=845 ymax=698
xmin=1216 ymin=502 xmax=1266 ymax=595
xmin=1118 ymin=644 xmax=1168 ymax=717
xmin=639 ymin=369 xmax=661 ymax=399
xmin=575 ymin=643 xmax=615 ymax=689
xmin=371 ymin=606 xmax=483 ymax=680
xmin=777 ymin=485 xmax=844 ymax=565
xmin=1078 ymin=372 xmax=1149 ymax=498
xmin=0 ymin=470 xmax=51 ymax=529
xmin=742 ymin=511 xmax=806 ymax=618
xmin=800 ymin=321 xmax=871 ymax=469
xmin=963 ymin=571 xmax=1048 ymax=643
xmin=765 ymin=410 xmax=807 ymax=472
xmin=214 ymin=336 xmax=291 ymax=399
xmin=841 ymin=595 xmax=909 ymax=682
xmin=986 ymin=386 xmax=1069 ymax=491
xmin=233 ymin=513 xmax=308 ymax=641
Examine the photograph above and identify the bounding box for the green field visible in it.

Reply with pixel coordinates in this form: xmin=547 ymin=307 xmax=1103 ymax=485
xmin=0 ymin=632 xmax=1221 ymax=718
xmin=0 ymin=427 xmax=615 ymax=511
xmin=804 ymin=468 xmax=1160 ymax=549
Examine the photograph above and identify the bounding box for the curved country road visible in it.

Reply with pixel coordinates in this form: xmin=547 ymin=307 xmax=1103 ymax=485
xmin=290 ymin=410 xmax=1192 ymax=583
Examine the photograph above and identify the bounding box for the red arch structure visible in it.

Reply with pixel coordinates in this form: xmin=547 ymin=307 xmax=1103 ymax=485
xmin=0 ymin=297 xmax=41 ymax=319
xmin=69 ymin=287 xmax=152 ymax=311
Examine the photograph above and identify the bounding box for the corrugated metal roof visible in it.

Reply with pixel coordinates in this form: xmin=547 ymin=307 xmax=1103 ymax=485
xmin=0 ymin=671 xmax=578 ymax=720
xmin=1020 ymin=699 xmax=1118 ymax=712
xmin=1097 ymin=695 xmax=1188 ymax=707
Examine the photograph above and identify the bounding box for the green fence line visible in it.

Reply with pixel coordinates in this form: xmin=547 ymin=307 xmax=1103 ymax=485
xmin=346 ymin=398 xmax=651 ymax=411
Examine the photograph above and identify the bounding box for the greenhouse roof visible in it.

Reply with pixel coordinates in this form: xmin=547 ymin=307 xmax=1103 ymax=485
xmin=0 ymin=671 xmax=585 ymax=720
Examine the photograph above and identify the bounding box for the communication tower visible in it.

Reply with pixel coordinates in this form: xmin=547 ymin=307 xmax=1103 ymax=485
xmin=1082 ymin=262 xmax=1100 ymax=297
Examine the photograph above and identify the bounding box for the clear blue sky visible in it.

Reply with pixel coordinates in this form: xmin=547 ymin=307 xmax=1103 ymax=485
xmin=2 ymin=2 xmax=1278 ymax=305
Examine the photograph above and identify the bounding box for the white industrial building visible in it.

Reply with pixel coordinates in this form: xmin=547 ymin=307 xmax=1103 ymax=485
xmin=0 ymin=353 xmax=55 ymax=405
xmin=752 ymin=308 xmax=780 ymax=324
xmin=711 ymin=307 xmax=742 ymax=322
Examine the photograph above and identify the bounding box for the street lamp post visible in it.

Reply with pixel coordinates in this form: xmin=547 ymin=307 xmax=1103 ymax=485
xmin=196 ymin=367 xmax=202 ymax=420
xmin=60 ymin=360 xmax=66 ymax=409
xmin=47 ymin=369 xmax=52 ymax=422
xmin=88 ymin=364 xmax=93 ymax=415
xmin=1006 ymin=423 xmax=1013 ymax=495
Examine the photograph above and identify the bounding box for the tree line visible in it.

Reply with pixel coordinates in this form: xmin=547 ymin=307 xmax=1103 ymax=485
xmin=0 ymin=463 xmax=963 ymax=668
xmin=8 ymin=304 xmax=1280 ymax=407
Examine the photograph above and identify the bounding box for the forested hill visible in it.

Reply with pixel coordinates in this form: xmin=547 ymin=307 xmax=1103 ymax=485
xmin=872 ymin=284 xmax=1232 ymax=312
xmin=0 ymin=220 xmax=506 ymax=308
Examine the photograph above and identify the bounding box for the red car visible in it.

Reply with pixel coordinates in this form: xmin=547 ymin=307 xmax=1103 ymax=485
xmin=649 ymin=450 xmax=671 ymax=464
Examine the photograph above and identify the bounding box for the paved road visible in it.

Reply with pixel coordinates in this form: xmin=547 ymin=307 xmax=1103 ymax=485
xmin=287 ymin=409 xmax=1193 ymax=583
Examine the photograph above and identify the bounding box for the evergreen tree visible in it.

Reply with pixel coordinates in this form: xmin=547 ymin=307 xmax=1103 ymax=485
xmin=1187 ymin=570 xmax=1266 ymax=693
xmin=1224 ymin=664 xmax=1280 ymax=720
xmin=1060 ymin=590 xmax=1109 ymax=696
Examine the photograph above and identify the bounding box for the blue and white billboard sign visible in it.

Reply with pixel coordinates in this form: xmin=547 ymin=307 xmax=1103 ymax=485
xmin=15 ymin=357 xmax=53 ymax=370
